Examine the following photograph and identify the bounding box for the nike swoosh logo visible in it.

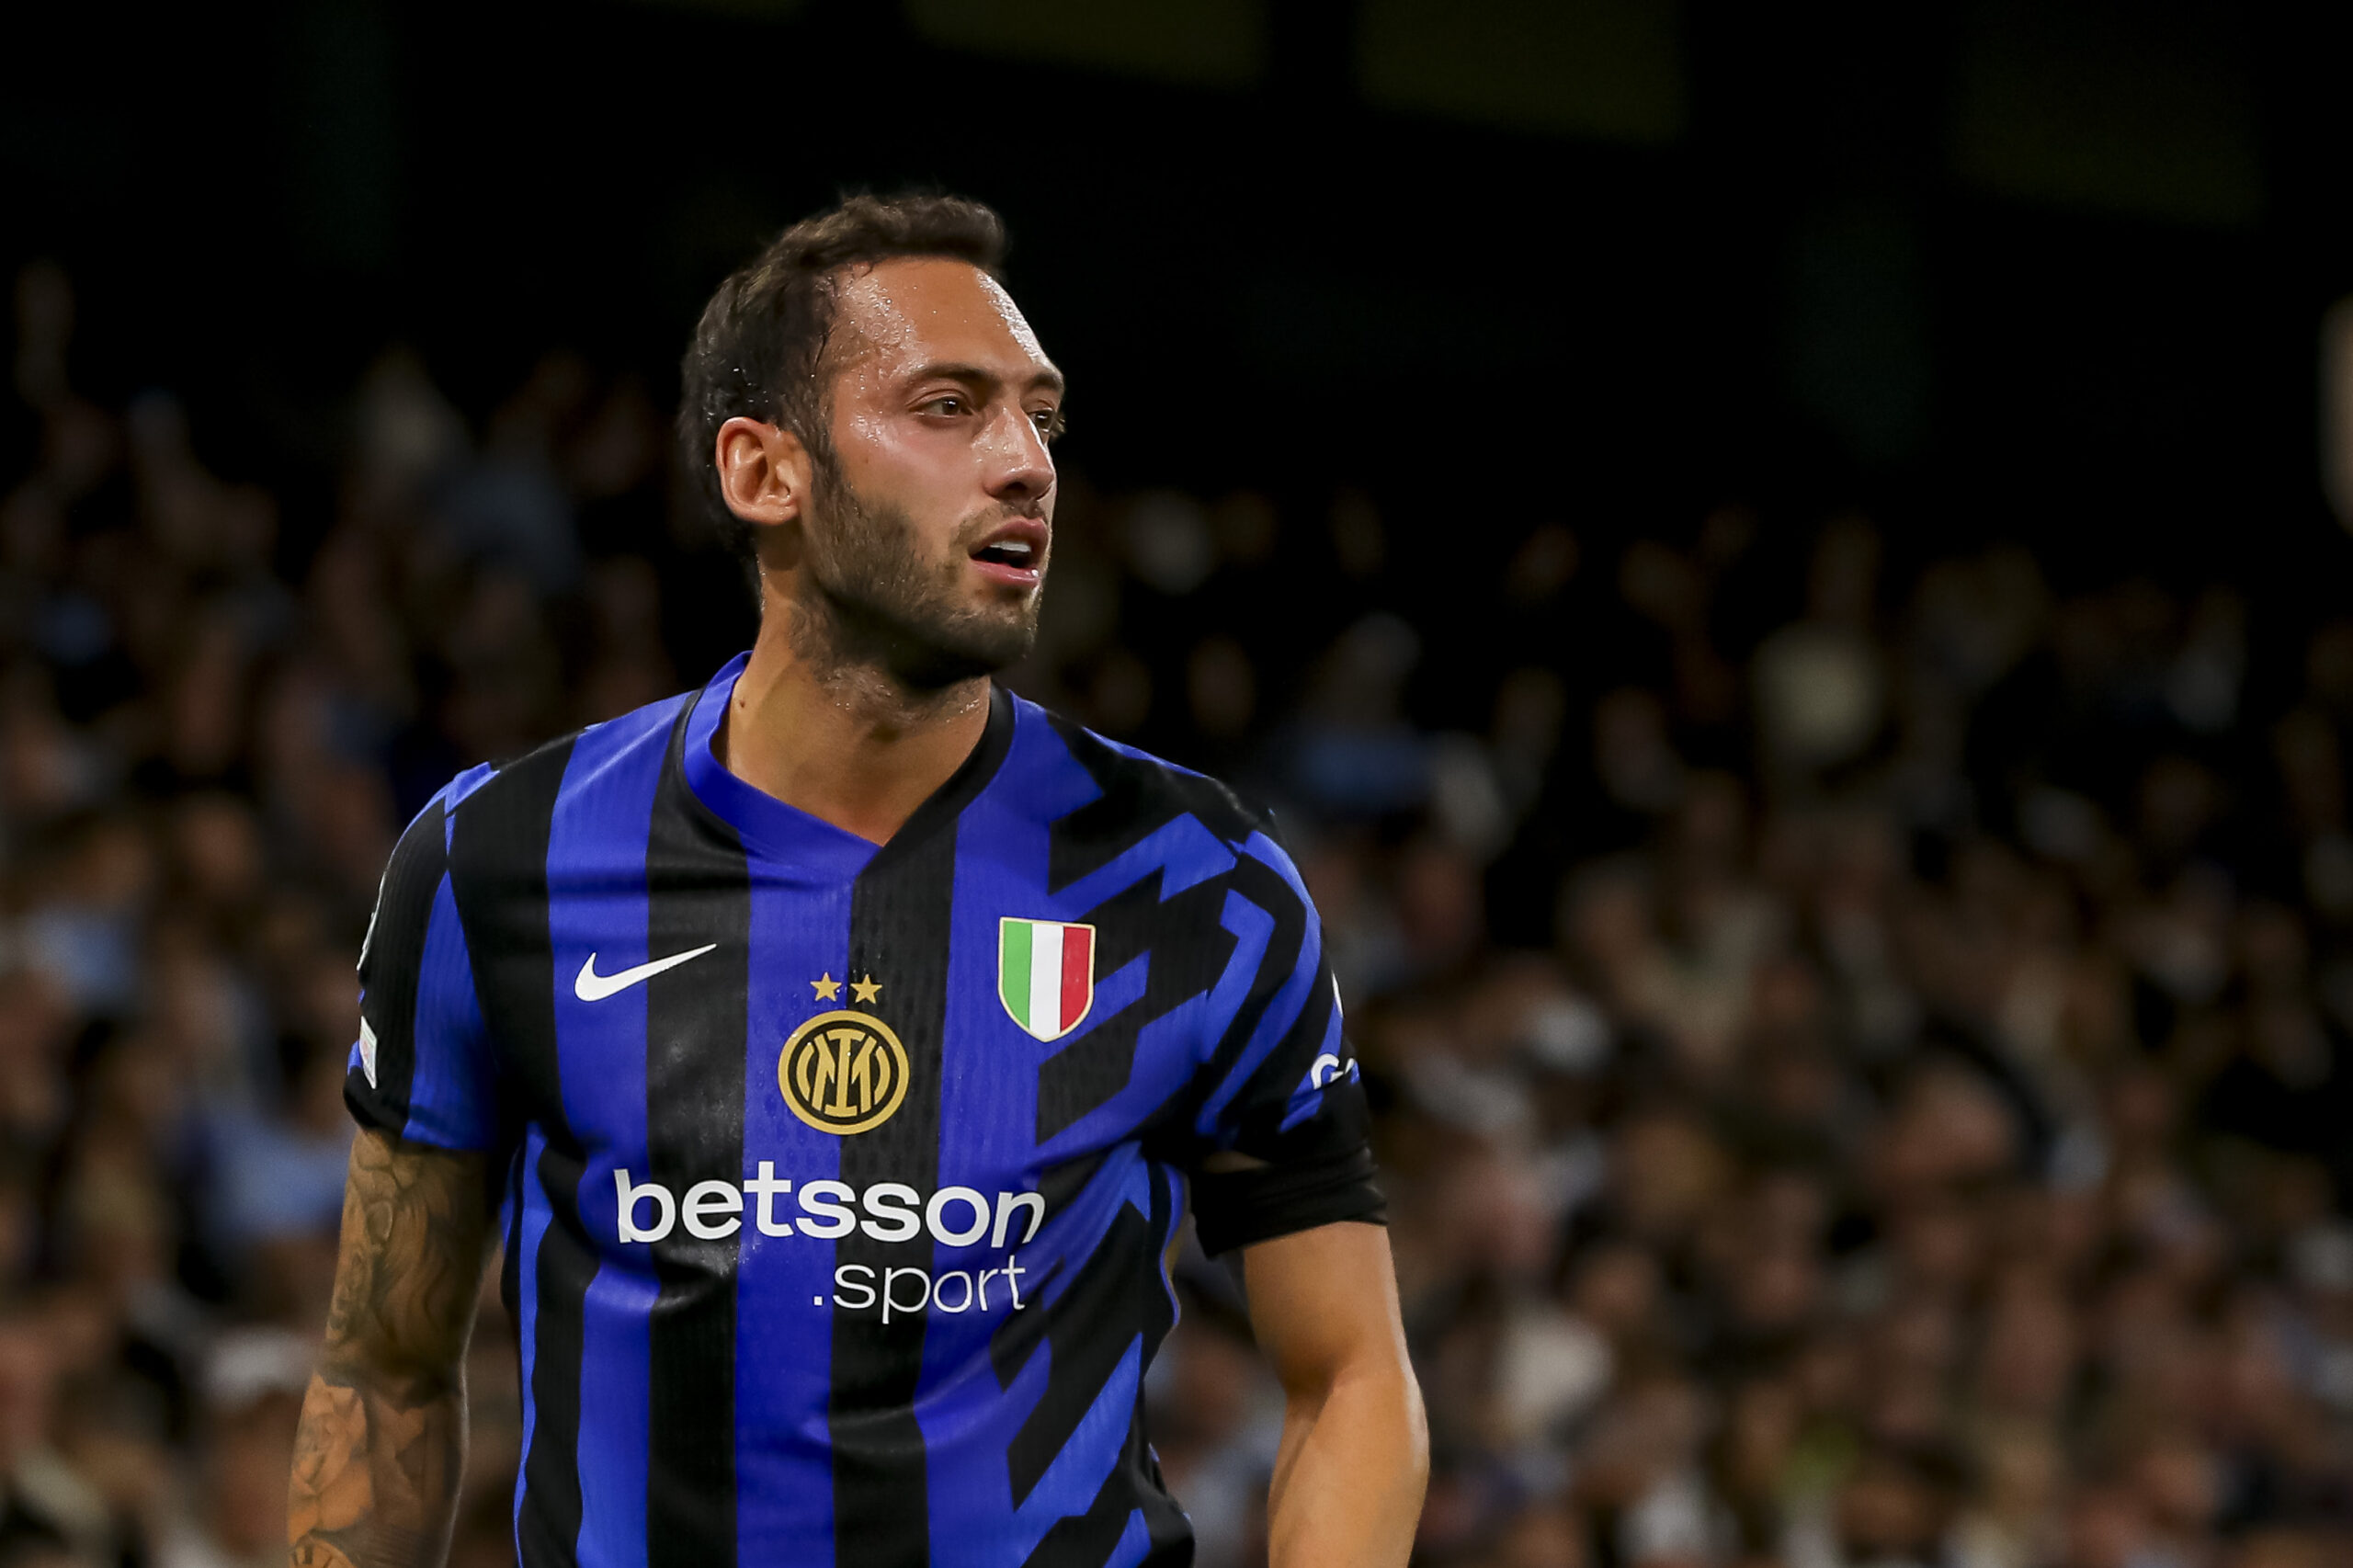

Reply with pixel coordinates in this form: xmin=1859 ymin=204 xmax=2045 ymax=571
xmin=574 ymin=944 xmax=718 ymax=1001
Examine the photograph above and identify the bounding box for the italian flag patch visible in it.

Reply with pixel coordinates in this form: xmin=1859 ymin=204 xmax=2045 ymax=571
xmin=998 ymin=918 xmax=1097 ymax=1042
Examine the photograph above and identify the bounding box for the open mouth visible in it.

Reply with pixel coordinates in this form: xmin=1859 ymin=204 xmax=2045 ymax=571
xmin=972 ymin=539 xmax=1039 ymax=568
xmin=968 ymin=518 xmax=1048 ymax=579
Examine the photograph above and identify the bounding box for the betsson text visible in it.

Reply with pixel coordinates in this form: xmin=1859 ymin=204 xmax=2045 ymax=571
xmin=611 ymin=1166 xmax=1048 ymax=1323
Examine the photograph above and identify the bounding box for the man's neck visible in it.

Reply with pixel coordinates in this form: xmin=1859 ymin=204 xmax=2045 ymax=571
xmin=715 ymin=607 xmax=993 ymax=846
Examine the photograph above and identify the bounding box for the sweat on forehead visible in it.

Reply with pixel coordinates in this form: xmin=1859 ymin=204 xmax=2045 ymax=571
xmin=822 ymin=257 xmax=1045 ymax=370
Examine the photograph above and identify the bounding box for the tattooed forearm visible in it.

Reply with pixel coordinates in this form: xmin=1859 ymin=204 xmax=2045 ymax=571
xmin=289 ymin=1130 xmax=494 ymax=1568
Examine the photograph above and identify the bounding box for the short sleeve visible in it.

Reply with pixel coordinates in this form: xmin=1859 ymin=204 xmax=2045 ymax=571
xmin=1185 ymin=826 xmax=1383 ymax=1255
xmin=346 ymin=790 xmax=503 ymax=1151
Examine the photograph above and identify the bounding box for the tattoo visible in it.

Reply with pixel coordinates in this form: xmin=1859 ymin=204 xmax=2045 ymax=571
xmin=288 ymin=1131 xmax=492 ymax=1568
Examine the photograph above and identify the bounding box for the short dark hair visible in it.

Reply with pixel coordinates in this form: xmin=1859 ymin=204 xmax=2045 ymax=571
xmin=676 ymin=192 xmax=1008 ymax=574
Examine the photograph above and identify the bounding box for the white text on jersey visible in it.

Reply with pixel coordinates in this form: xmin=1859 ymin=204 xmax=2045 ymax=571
xmin=611 ymin=1166 xmax=1046 ymax=1249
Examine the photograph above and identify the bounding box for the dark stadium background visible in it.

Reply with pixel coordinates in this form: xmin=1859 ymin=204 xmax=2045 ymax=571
xmin=7 ymin=5 xmax=2353 ymax=1567
xmin=19 ymin=3 xmax=2353 ymax=580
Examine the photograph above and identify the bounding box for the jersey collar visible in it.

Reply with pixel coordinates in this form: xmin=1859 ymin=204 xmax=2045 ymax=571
xmin=676 ymin=652 xmax=1016 ymax=875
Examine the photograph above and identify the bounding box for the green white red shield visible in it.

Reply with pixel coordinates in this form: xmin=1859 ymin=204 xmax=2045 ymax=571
xmin=998 ymin=918 xmax=1096 ymax=1041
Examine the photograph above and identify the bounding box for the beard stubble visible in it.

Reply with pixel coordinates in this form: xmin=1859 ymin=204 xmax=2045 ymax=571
xmin=787 ymin=460 xmax=1041 ymax=691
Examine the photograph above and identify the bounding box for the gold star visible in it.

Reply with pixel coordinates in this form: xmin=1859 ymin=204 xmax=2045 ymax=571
xmin=850 ymin=973 xmax=882 ymax=1005
xmin=811 ymin=973 xmax=841 ymax=1002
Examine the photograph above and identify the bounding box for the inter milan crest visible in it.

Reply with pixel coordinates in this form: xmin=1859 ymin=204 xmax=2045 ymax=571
xmin=779 ymin=1007 xmax=909 ymax=1135
xmin=998 ymin=918 xmax=1096 ymax=1042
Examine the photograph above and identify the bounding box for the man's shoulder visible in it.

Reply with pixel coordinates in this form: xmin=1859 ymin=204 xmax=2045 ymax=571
xmin=426 ymin=687 xmax=697 ymax=835
xmin=1006 ymin=691 xmax=1286 ymax=859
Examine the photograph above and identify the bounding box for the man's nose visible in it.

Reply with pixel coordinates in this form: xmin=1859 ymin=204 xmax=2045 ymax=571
xmin=982 ymin=407 xmax=1054 ymax=500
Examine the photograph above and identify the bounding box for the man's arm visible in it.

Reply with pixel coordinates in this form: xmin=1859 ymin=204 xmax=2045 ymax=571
xmin=289 ymin=1129 xmax=496 ymax=1568
xmin=1242 ymin=1219 xmax=1427 ymax=1568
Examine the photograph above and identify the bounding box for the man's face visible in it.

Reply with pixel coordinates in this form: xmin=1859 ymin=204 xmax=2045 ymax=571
xmin=794 ymin=256 xmax=1062 ymax=687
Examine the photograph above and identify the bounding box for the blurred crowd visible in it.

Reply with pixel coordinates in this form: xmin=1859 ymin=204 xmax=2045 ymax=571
xmin=3 ymin=256 xmax=2352 ymax=1568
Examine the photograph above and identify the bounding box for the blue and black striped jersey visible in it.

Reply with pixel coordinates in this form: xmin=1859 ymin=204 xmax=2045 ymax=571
xmin=345 ymin=653 xmax=1382 ymax=1568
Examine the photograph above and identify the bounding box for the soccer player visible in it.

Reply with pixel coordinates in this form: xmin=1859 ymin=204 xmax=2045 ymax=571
xmin=287 ymin=193 xmax=1427 ymax=1568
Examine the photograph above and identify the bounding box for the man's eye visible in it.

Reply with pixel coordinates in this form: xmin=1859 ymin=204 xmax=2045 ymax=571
xmin=1030 ymin=408 xmax=1060 ymax=435
xmin=921 ymin=395 xmax=965 ymax=416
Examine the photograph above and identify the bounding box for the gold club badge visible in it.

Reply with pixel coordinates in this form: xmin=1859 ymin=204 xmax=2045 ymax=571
xmin=779 ymin=1007 xmax=908 ymax=1135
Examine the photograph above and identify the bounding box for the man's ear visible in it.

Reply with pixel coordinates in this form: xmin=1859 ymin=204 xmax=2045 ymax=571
xmin=714 ymin=416 xmax=813 ymax=531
